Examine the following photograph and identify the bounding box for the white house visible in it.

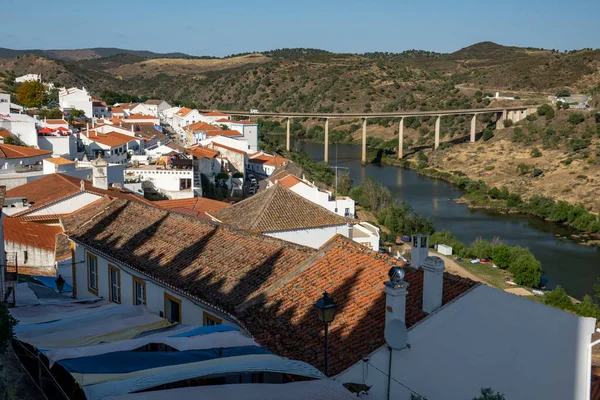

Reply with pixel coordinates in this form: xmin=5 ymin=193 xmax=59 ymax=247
xmin=0 ymin=143 xmax=52 ymax=172
xmin=187 ymin=145 xmax=221 ymax=184
xmin=124 ymin=156 xmax=194 ymax=200
xmin=247 ymin=151 xmax=289 ymax=177
xmin=160 ymin=106 xmax=181 ymax=125
xmin=0 ymin=112 xmax=38 ymax=147
xmin=15 ymin=74 xmax=41 ymax=83
xmin=200 ymin=111 xmax=231 ymax=125
xmin=131 ymin=99 xmax=171 ymax=118
xmin=268 ymin=171 xmax=355 ymax=217
xmin=172 ymin=107 xmax=202 ymax=137
xmin=92 ymin=99 xmax=110 ymax=118
xmin=230 ymin=120 xmax=258 ymax=152
xmin=124 ymin=113 xmax=161 ymax=126
xmin=80 ymin=131 xmax=131 ymax=164
xmin=59 ymin=87 xmax=93 ymax=118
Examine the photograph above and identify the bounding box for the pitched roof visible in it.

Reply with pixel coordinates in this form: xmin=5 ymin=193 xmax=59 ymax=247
xmin=240 ymin=235 xmax=478 ymax=376
xmin=249 ymin=153 xmax=289 ymax=167
xmin=187 ymin=146 xmax=220 ymax=159
xmin=231 ymin=120 xmax=257 ymax=125
xmin=176 ymin=107 xmax=193 ymax=117
xmin=5 ymin=173 xmax=152 ymax=215
xmin=212 ymin=142 xmax=246 ymax=155
xmin=154 ymin=197 xmax=230 ymax=214
xmin=105 ymin=131 xmax=139 ymax=143
xmin=85 ymin=133 xmax=130 ymax=147
xmin=44 ymin=119 xmax=68 ymax=124
xmin=44 ymin=157 xmax=75 ymax=165
xmin=145 ymin=99 xmax=164 ymax=105
xmin=64 ymin=199 xmax=316 ymax=314
xmin=3 ymin=217 xmax=62 ymax=251
xmin=215 ymin=118 xmax=231 ymax=123
xmin=278 ymin=174 xmax=307 ymax=189
xmin=184 ymin=121 xmax=218 ymax=132
xmin=125 ymin=113 xmax=158 ymax=120
xmin=0 ymin=144 xmax=52 ymax=159
xmin=0 ymin=129 xmax=13 ymax=139
xmin=110 ymin=106 xmax=123 ymax=113
xmin=214 ymin=184 xmax=348 ymax=232
xmin=203 ymin=111 xmax=230 ymax=117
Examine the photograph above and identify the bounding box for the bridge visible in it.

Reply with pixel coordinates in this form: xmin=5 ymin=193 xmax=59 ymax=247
xmin=205 ymin=106 xmax=539 ymax=163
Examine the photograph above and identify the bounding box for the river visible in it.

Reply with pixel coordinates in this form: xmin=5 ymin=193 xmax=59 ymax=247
xmin=275 ymin=136 xmax=600 ymax=299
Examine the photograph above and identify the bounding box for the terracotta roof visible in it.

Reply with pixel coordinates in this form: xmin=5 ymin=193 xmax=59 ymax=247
xmin=240 ymin=235 xmax=479 ymax=376
xmin=85 ymin=132 xmax=130 ymax=147
xmin=145 ymin=99 xmax=164 ymax=105
xmin=278 ymin=174 xmax=307 ymax=189
xmin=212 ymin=142 xmax=246 ymax=155
xmin=187 ymin=146 xmax=220 ymax=159
xmin=154 ymin=197 xmax=230 ymax=214
xmin=0 ymin=144 xmax=52 ymax=159
xmin=231 ymin=120 xmax=257 ymax=125
xmin=44 ymin=157 xmax=75 ymax=165
xmin=6 ymin=173 xmax=152 ymax=215
xmin=110 ymin=107 xmax=124 ymax=113
xmin=0 ymin=129 xmax=13 ymax=139
xmin=55 ymin=233 xmax=72 ymax=261
xmin=184 ymin=121 xmax=218 ymax=132
xmin=214 ymin=184 xmax=349 ymax=232
xmin=215 ymin=118 xmax=231 ymax=123
xmin=249 ymin=153 xmax=289 ymax=167
xmin=170 ymin=208 xmax=214 ymax=220
xmin=176 ymin=107 xmax=193 ymax=117
xmin=126 ymin=113 xmax=158 ymax=120
xmin=206 ymin=129 xmax=243 ymax=138
xmin=105 ymin=131 xmax=139 ymax=143
xmin=65 ymin=199 xmax=316 ymax=314
xmin=3 ymin=217 xmax=62 ymax=251
xmin=203 ymin=112 xmax=230 ymax=117
xmin=44 ymin=119 xmax=68 ymax=124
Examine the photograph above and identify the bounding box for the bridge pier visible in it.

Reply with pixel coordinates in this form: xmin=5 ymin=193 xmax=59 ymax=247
xmin=470 ymin=114 xmax=477 ymax=143
xmin=496 ymin=109 xmax=508 ymax=129
xmin=361 ymin=118 xmax=367 ymax=164
xmin=398 ymin=117 xmax=404 ymax=159
xmin=434 ymin=115 xmax=441 ymax=149
xmin=324 ymin=118 xmax=329 ymax=163
xmin=286 ymin=117 xmax=291 ymax=151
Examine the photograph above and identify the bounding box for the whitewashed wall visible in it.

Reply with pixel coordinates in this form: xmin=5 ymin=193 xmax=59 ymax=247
xmin=266 ymin=225 xmax=351 ymax=249
xmin=27 ymin=192 xmax=102 ymax=216
xmin=5 ymin=241 xmax=54 ymax=271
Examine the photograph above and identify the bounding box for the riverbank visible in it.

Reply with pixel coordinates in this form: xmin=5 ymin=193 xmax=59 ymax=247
xmin=381 ymin=154 xmax=600 ymax=246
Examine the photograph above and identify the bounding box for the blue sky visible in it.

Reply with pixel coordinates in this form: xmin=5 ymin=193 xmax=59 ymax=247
xmin=2 ymin=0 xmax=599 ymax=56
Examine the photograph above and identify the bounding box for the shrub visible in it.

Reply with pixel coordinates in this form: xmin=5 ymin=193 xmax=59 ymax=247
xmin=517 ymin=163 xmax=532 ymax=175
xmin=568 ymin=113 xmax=585 ymax=125
xmin=508 ymin=252 xmax=542 ymax=287
xmin=537 ymin=104 xmax=555 ymax=119
xmin=471 ymin=239 xmax=493 ymax=259
xmin=532 ymin=167 xmax=543 ymax=177
xmin=503 ymin=119 xmax=513 ymax=128
xmin=530 ymin=147 xmax=542 ymax=158
xmin=577 ymin=295 xmax=600 ymax=318
xmin=544 ymin=286 xmax=573 ymax=310
xmin=512 ymin=127 xmax=525 ymax=142
xmin=562 ymin=102 xmax=570 ymax=110
xmin=569 ymin=137 xmax=590 ymax=151
xmin=555 ymin=101 xmax=563 ymax=109
xmin=525 ymin=114 xmax=537 ymax=122
xmin=482 ymin=128 xmax=494 ymax=141
xmin=555 ymin=89 xmax=571 ymax=97
xmin=492 ymin=245 xmax=512 ymax=268
xmin=0 ymin=302 xmax=17 ymax=353
xmin=506 ymin=193 xmax=523 ymax=207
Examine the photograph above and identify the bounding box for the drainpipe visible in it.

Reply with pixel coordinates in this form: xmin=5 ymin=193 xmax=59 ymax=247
xmin=388 ymin=346 xmax=393 ymax=400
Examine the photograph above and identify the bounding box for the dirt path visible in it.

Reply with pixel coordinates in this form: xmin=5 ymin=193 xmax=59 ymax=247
xmin=430 ymin=251 xmax=484 ymax=283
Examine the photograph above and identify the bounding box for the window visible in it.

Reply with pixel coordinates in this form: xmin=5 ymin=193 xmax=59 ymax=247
xmin=203 ymin=311 xmax=222 ymax=326
xmin=108 ymin=265 xmax=121 ymax=303
xmin=23 ymin=251 xmax=28 ymax=264
xmin=164 ymin=293 xmax=181 ymax=323
xmin=180 ymin=178 xmax=191 ymax=190
xmin=132 ymin=277 xmax=146 ymax=306
xmin=87 ymin=253 xmax=98 ymax=295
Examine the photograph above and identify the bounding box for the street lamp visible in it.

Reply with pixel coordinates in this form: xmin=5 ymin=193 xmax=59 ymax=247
xmin=315 ymin=291 xmax=338 ymax=376
xmin=55 ymin=275 xmax=65 ymax=293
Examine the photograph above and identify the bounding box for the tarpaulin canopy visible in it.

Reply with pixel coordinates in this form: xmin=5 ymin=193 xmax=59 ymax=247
xmin=33 ymin=276 xmax=73 ymax=293
xmin=10 ymin=300 xmax=112 ymax=326
xmin=38 ymin=127 xmax=54 ymax=133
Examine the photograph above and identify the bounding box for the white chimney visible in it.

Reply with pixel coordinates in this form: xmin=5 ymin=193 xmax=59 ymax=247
xmin=410 ymin=234 xmax=429 ymax=269
xmin=131 ymin=124 xmax=134 ymax=133
xmin=384 ymin=266 xmax=408 ymax=326
xmin=422 ymin=256 xmax=445 ymax=314
xmin=91 ymin=154 xmax=109 ymax=190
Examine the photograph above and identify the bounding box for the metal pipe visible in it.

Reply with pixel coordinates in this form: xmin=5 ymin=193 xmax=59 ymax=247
xmin=387 ymin=346 xmax=393 ymax=400
xmin=324 ymin=322 xmax=329 ymax=376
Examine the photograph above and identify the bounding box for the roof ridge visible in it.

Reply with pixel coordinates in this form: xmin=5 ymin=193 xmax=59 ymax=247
xmin=251 ymin=183 xmax=280 ymax=230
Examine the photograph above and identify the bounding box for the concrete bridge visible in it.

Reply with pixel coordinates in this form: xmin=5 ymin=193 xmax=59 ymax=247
xmin=206 ymin=106 xmax=539 ymax=163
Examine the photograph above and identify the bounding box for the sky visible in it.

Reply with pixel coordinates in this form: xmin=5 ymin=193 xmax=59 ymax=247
xmin=2 ymin=0 xmax=599 ymax=57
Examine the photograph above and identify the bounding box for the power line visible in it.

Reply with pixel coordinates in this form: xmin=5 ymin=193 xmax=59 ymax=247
xmin=366 ymin=360 xmax=428 ymax=399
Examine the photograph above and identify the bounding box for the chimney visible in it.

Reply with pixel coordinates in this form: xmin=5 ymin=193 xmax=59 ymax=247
xmin=131 ymin=124 xmax=134 ymax=133
xmin=410 ymin=234 xmax=429 ymax=269
xmin=346 ymin=222 xmax=353 ymax=240
xmin=384 ymin=266 xmax=408 ymax=326
xmin=91 ymin=154 xmax=109 ymax=190
xmin=422 ymin=256 xmax=445 ymax=314
xmin=92 ymin=120 xmax=95 ymax=128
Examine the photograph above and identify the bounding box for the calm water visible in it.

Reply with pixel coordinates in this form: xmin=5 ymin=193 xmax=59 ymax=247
xmin=277 ymin=136 xmax=600 ymax=299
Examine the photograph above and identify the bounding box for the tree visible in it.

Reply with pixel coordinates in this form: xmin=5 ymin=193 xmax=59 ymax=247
xmin=576 ymin=295 xmax=599 ymax=318
xmin=16 ymin=80 xmax=47 ymax=107
xmin=509 ymin=252 xmax=542 ymax=287
xmin=492 ymin=245 xmax=511 ymax=268
xmin=537 ymin=104 xmax=555 ymax=119
xmin=335 ymin=171 xmax=353 ymax=196
xmin=471 ymin=238 xmax=493 ymax=259
xmin=472 ymin=388 xmax=506 ymax=400
xmin=0 ymin=302 xmax=17 ymax=353
xmin=568 ymin=113 xmax=585 ymax=125
xmin=544 ymin=286 xmax=573 ymax=310
xmin=530 ymin=147 xmax=542 ymax=158
xmin=555 ymin=89 xmax=571 ymax=97
xmin=555 ymin=101 xmax=563 ymax=109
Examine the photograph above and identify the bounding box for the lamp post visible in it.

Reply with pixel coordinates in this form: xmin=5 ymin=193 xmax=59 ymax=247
xmin=315 ymin=291 xmax=338 ymax=376
xmin=55 ymin=275 xmax=65 ymax=293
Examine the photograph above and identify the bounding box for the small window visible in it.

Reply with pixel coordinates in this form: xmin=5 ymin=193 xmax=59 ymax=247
xmin=133 ymin=277 xmax=146 ymax=306
xmin=23 ymin=251 xmax=28 ymax=264
xmin=108 ymin=265 xmax=121 ymax=304
xmin=87 ymin=253 xmax=98 ymax=295
xmin=203 ymin=311 xmax=222 ymax=326
xmin=164 ymin=293 xmax=181 ymax=323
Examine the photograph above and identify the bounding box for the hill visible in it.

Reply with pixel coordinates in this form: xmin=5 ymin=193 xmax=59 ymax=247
xmin=0 ymin=47 xmax=195 ymax=61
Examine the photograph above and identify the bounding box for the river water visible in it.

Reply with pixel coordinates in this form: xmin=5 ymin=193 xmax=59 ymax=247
xmin=276 ymin=136 xmax=600 ymax=299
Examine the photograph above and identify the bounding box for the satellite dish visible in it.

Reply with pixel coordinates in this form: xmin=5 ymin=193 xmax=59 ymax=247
xmin=385 ymin=319 xmax=408 ymax=350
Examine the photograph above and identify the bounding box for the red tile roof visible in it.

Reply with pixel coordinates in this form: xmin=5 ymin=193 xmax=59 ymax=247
xmin=44 ymin=157 xmax=75 ymax=165
xmin=231 ymin=120 xmax=257 ymax=125
xmin=110 ymin=107 xmax=124 ymax=113
xmin=85 ymin=132 xmax=131 ymax=147
xmin=212 ymin=142 xmax=246 ymax=155
xmin=187 ymin=146 xmax=220 ymax=159
xmin=65 ymin=199 xmax=316 ymax=314
xmin=154 ymin=197 xmax=230 ymax=214
xmin=184 ymin=121 xmax=218 ymax=132
xmin=176 ymin=107 xmax=193 ymax=117
xmin=6 ymin=173 xmax=152 ymax=216
xmin=145 ymin=99 xmax=164 ymax=105
xmin=0 ymin=144 xmax=52 ymax=159
xmin=278 ymin=174 xmax=307 ymax=189
xmin=3 ymin=217 xmax=62 ymax=251
xmin=203 ymin=111 xmax=230 ymax=117
xmin=125 ymin=114 xmax=158 ymax=120
xmin=214 ymin=183 xmax=349 ymax=232
xmin=215 ymin=118 xmax=231 ymax=123
xmin=240 ymin=235 xmax=479 ymax=376
xmin=44 ymin=119 xmax=68 ymax=124
xmin=249 ymin=153 xmax=289 ymax=167
xmin=206 ymin=129 xmax=243 ymax=138
xmin=0 ymin=129 xmax=13 ymax=139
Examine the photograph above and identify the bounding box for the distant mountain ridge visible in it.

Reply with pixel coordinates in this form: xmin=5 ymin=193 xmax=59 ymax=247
xmin=0 ymin=47 xmax=196 ymax=61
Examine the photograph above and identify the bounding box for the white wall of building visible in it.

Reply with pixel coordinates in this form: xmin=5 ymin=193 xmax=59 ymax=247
xmin=70 ymin=243 xmax=240 ymax=328
xmin=26 ymin=192 xmax=103 ymax=216
xmin=5 ymin=240 xmax=54 ymax=272
xmin=334 ymin=284 xmax=596 ymax=400
xmin=266 ymin=224 xmax=351 ymax=249
xmin=15 ymin=74 xmax=41 ymax=83
xmin=0 ymin=93 xmax=11 ymax=115
xmin=230 ymin=122 xmax=258 ymax=152
xmin=173 ymin=110 xmax=202 ymax=135
xmin=0 ymin=115 xmax=38 ymax=147
xmin=351 ymin=222 xmax=380 ymax=251
xmin=126 ymin=168 xmax=193 ymax=199
xmin=59 ymin=88 xmax=93 ymax=119
xmin=38 ymin=135 xmax=78 ymax=158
